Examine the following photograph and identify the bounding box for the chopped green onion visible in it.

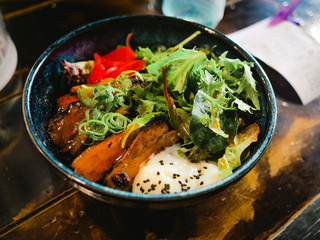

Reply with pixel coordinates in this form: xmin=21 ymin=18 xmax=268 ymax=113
xmin=102 ymin=112 xmax=131 ymax=134
xmin=78 ymin=119 xmax=109 ymax=141
xmin=78 ymin=84 xmax=132 ymax=144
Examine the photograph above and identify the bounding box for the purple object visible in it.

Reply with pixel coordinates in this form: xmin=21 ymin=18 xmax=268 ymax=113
xmin=269 ymin=0 xmax=301 ymax=26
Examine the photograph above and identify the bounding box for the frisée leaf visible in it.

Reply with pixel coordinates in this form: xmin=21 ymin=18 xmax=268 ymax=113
xmin=147 ymin=47 xmax=207 ymax=94
xmin=218 ymin=123 xmax=260 ymax=170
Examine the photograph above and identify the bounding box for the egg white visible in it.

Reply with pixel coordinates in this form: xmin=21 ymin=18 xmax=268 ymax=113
xmin=132 ymin=144 xmax=223 ymax=194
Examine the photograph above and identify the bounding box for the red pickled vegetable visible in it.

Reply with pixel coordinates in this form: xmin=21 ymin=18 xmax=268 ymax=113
xmin=87 ymin=53 xmax=106 ymax=84
xmin=87 ymin=43 xmax=144 ymax=84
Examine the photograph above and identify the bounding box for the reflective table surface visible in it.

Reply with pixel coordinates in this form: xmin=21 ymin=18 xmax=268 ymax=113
xmin=0 ymin=0 xmax=320 ymax=239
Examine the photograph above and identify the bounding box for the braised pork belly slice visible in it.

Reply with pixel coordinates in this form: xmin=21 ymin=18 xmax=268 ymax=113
xmin=57 ymin=94 xmax=79 ymax=109
xmin=104 ymin=121 xmax=179 ymax=192
xmin=48 ymin=101 xmax=88 ymax=157
xmin=71 ymin=131 xmax=125 ymax=182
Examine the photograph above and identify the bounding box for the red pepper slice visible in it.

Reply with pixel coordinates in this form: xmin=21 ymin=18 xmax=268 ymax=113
xmin=101 ymin=47 xmax=135 ymax=65
xmin=116 ymin=60 xmax=145 ymax=75
xmin=87 ymin=47 xmax=144 ymax=84
xmin=87 ymin=53 xmax=107 ymax=84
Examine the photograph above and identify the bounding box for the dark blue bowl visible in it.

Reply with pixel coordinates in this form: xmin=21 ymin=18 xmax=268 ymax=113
xmin=23 ymin=15 xmax=276 ymax=209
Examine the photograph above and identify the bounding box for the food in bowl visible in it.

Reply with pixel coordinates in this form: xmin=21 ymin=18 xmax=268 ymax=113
xmin=47 ymin=31 xmax=260 ymax=194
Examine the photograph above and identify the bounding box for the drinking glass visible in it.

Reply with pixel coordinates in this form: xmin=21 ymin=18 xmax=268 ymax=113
xmin=162 ymin=0 xmax=226 ymax=28
xmin=0 ymin=12 xmax=18 ymax=91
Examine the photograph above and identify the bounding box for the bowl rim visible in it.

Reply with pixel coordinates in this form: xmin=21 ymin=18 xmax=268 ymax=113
xmin=23 ymin=14 xmax=277 ymax=204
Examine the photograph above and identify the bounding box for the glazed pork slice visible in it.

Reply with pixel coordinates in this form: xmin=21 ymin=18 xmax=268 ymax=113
xmin=71 ymin=131 xmax=125 ymax=182
xmin=48 ymin=101 xmax=88 ymax=157
xmin=104 ymin=121 xmax=180 ymax=191
xmin=57 ymin=94 xmax=79 ymax=109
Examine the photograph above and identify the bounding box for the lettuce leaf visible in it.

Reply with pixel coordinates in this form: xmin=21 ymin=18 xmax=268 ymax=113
xmin=147 ymin=47 xmax=207 ymax=94
xmin=189 ymin=91 xmax=238 ymax=153
xmin=237 ymin=63 xmax=260 ymax=110
xmin=219 ymin=52 xmax=260 ymax=110
xmin=218 ymin=123 xmax=260 ymax=170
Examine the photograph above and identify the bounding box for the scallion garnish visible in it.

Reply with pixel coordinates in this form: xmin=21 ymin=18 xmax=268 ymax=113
xmin=77 ymin=84 xmax=132 ymax=142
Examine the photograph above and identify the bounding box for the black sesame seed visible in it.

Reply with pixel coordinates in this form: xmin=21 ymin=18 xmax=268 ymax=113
xmin=161 ymin=184 xmax=171 ymax=194
xmin=140 ymin=187 xmax=145 ymax=193
xmin=169 ymin=162 xmax=174 ymax=165
xmin=173 ymin=173 xmax=180 ymax=179
xmin=159 ymin=160 xmax=164 ymax=165
xmin=157 ymin=171 xmax=160 ymax=175
xmin=158 ymin=180 xmax=162 ymax=184
xmin=181 ymin=185 xmax=190 ymax=192
xmin=136 ymin=183 xmax=140 ymax=186
xmin=200 ymin=181 xmax=204 ymax=185
xmin=203 ymin=166 xmax=208 ymax=169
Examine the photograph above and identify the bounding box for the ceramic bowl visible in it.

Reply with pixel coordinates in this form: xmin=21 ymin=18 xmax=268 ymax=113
xmin=23 ymin=15 xmax=276 ymax=209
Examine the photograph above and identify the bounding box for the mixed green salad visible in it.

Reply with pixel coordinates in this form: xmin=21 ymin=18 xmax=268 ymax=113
xmin=63 ymin=32 xmax=260 ymax=178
